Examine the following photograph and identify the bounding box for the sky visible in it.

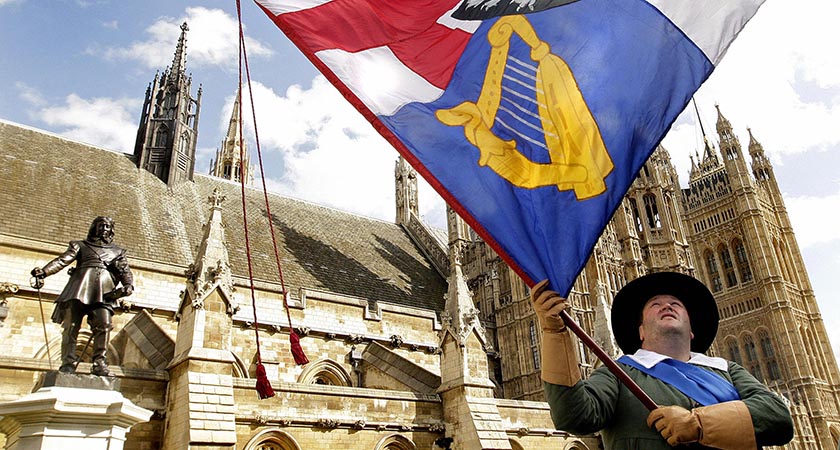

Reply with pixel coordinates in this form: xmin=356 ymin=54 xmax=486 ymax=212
xmin=1 ymin=1 xmax=838 ymax=362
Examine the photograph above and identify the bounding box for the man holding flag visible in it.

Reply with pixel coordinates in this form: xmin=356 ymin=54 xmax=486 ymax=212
xmin=256 ymin=1 xmax=793 ymax=446
xmin=532 ymin=272 xmax=793 ymax=449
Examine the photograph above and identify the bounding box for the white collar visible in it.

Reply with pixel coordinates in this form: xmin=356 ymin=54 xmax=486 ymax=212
xmin=626 ymin=349 xmax=729 ymax=372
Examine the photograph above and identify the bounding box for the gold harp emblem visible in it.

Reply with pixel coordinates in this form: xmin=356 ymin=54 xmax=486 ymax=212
xmin=436 ymin=15 xmax=613 ymax=200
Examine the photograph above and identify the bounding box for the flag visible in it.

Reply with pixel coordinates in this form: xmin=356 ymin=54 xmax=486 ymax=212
xmin=255 ymin=0 xmax=764 ymax=296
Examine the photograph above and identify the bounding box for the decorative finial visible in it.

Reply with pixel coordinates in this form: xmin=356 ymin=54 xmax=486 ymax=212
xmin=209 ymin=188 xmax=226 ymax=208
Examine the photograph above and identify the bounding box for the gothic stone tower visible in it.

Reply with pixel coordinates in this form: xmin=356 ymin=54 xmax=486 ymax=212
xmin=681 ymin=106 xmax=840 ymax=449
xmin=210 ymin=89 xmax=252 ymax=184
xmin=134 ymin=22 xmax=202 ymax=186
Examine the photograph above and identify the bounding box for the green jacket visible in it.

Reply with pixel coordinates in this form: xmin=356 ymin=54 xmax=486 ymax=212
xmin=544 ymin=360 xmax=793 ymax=449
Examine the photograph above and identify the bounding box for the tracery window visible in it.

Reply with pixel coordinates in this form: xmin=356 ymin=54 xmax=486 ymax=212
xmin=726 ymin=337 xmax=742 ymax=365
xmin=758 ymin=330 xmax=781 ymax=381
xmin=743 ymin=335 xmax=763 ymax=382
xmin=529 ymin=321 xmax=540 ymax=371
xmin=705 ymin=250 xmax=722 ymax=292
xmin=643 ymin=194 xmax=661 ymax=229
xmin=154 ymin=127 xmax=168 ymax=147
xmin=629 ymin=198 xmax=643 ymax=233
xmin=733 ymin=239 xmax=753 ymax=282
xmin=718 ymin=245 xmax=738 ymax=288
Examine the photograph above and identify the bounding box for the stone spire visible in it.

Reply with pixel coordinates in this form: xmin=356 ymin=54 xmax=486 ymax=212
xmin=437 ymin=206 xmax=509 ymax=450
xmin=169 ymin=22 xmax=189 ymax=84
xmin=210 ymin=90 xmax=252 ymax=184
xmin=180 ymin=187 xmax=238 ymax=313
xmin=166 ymin=187 xmax=239 ymax=448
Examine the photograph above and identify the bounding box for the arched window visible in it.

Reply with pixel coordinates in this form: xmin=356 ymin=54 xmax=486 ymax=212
xmin=726 ymin=337 xmax=742 ymax=365
xmin=529 ymin=321 xmax=540 ymax=371
xmin=179 ymin=132 xmax=190 ymax=154
xmin=718 ymin=245 xmax=737 ymax=288
xmin=758 ymin=330 xmax=781 ymax=381
xmin=643 ymin=194 xmax=661 ymax=229
xmin=773 ymin=239 xmax=792 ymax=281
xmin=243 ymin=429 xmax=301 ymax=450
xmin=705 ymin=250 xmax=722 ymax=292
xmin=154 ymin=127 xmax=168 ymax=147
xmin=297 ymin=359 xmax=353 ymax=386
xmin=374 ymin=434 xmax=416 ymax=450
xmin=743 ymin=335 xmax=762 ymax=382
xmin=733 ymin=239 xmax=753 ymax=283
xmin=629 ymin=198 xmax=643 ymax=233
xmin=223 ymin=162 xmax=232 ymax=178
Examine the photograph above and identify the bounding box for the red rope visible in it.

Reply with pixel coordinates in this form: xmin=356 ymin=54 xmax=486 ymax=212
xmin=236 ymin=0 xmax=274 ymax=399
xmin=236 ymin=0 xmax=308 ymax=370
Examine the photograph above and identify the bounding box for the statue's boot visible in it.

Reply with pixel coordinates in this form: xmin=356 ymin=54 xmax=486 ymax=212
xmin=90 ymin=325 xmax=112 ymax=376
xmin=59 ymin=317 xmax=80 ymax=373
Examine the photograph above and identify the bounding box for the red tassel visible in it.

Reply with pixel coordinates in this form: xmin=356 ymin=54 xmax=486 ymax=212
xmin=290 ymin=331 xmax=309 ymax=365
xmin=254 ymin=362 xmax=275 ymax=399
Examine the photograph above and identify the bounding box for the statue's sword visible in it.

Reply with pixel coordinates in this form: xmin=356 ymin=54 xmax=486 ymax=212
xmin=30 ymin=276 xmax=54 ymax=371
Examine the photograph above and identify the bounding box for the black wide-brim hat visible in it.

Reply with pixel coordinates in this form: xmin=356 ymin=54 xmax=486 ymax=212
xmin=611 ymin=272 xmax=718 ymax=355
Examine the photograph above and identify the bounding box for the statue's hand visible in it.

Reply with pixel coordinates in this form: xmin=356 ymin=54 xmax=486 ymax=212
xmin=31 ymin=267 xmax=46 ymax=279
xmin=123 ymin=285 xmax=134 ymax=297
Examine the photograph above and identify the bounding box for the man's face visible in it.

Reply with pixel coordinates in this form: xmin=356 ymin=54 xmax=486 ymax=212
xmin=638 ymin=294 xmax=693 ymax=344
xmin=96 ymin=221 xmax=112 ymax=237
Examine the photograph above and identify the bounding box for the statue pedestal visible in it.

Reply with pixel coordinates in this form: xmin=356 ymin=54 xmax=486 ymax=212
xmin=0 ymin=372 xmax=152 ymax=450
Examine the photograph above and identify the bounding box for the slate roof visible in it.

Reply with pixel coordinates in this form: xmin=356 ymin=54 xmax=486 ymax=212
xmin=0 ymin=120 xmax=446 ymax=311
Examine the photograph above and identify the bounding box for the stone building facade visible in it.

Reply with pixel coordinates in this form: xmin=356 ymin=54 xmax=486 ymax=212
xmin=0 ymin=26 xmax=596 ymax=450
xmin=0 ymin=24 xmax=837 ymax=450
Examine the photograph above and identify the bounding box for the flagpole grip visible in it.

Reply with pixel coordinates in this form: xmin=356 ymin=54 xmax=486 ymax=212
xmin=559 ymin=310 xmax=659 ymax=411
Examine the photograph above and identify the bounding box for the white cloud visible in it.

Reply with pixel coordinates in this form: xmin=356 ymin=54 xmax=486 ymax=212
xmin=102 ymin=20 xmax=118 ymax=30
xmin=785 ymin=188 xmax=840 ymax=248
xmin=663 ymin=0 xmax=840 ymax=174
xmin=0 ymin=0 xmax=22 ymax=6
xmin=229 ymin=76 xmax=402 ymax=221
xmin=98 ymin=7 xmax=271 ymax=69
xmin=35 ymin=94 xmax=140 ymax=153
xmin=16 ymin=82 xmax=47 ymax=107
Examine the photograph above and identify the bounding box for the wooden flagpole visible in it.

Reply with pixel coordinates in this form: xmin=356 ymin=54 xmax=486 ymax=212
xmin=559 ymin=310 xmax=658 ymax=411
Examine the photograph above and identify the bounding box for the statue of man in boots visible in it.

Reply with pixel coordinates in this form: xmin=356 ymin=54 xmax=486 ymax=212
xmin=31 ymin=216 xmax=134 ymax=376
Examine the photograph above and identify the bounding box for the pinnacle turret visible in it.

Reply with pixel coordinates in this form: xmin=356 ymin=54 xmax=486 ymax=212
xmin=210 ymin=89 xmax=252 ymax=184
xmin=748 ymin=128 xmax=773 ymax=182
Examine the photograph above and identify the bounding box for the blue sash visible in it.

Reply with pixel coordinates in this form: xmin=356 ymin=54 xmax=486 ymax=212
xmin=618 ymin=355 xmax=740 ymax=406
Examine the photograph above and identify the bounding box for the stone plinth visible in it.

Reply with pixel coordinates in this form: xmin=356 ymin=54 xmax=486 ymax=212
xmin=0 ymin=374 xmax=152 ymax=450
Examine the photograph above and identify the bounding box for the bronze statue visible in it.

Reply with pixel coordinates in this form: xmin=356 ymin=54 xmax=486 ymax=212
xmin=31 ymin=216 xmax=134 ymax=376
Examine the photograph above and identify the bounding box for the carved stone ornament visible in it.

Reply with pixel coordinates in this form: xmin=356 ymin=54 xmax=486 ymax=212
xmin=389 ymin=334 xmax=404 ymax=348
xmin=517 ymin=427 xmax=530 ymax=437
xmin=346 ymin=333 xmax=365 ymax=344
xmin=0 ymin=282 xmax=20 ymax=296
xmin=353 ymin=420 xmax=366 ymax=429
xmin=426 ymin=345 xmax=441 ymax=355
xmin=317 ymin=418 xmax=340 ymax=429
xmin=429 ymin=423 xmax=446 ymax=433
